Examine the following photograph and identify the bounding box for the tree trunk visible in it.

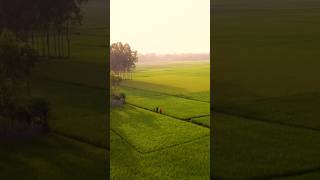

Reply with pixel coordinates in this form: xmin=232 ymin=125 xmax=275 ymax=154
xmin=42 ymin=31 xmax=46 ymax=57
xmin=31 ymin=31 xmax=34 ymax=49
xmin=66 ymin=22 xmax=70 ymax=58
xmin=46 ymin=29 xmax=50 ymax=57
xmin=54 ymin=30 xmax=57 ymax=57
xmin=58 ymin=30 xmax=61 ymax=58
xmin=61 ymin=29 xmax=64 ymax=58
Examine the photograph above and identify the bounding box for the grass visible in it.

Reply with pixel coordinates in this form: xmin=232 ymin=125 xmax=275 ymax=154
xmin=213 ymin=0 xmax=320 ymax=178
xmin=111 ymin=105 xmax=209 ymax=153
xmin=192 ymin=116 xmax=210 ymax=127
xmin=0 ymin=135 xmax=106 ymax=180
xmin=122 ymin=61 xmax=210 ymax=102
xmin=120 ymin=86 xmax=210 ymax=119
xmin=111 ymin=131 xmax=210 ymax=179
xmin=111 ymin=60 xmax=210 ymax=178
xmin=31 ymin=78 xmax=107 ymax=147
xmin=213 ymin=112 xmax=320 ymax=179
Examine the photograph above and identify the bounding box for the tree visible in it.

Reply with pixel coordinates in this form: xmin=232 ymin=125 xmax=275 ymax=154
xmin=0 ymin=30 xmax=38 ymax=118
xmin=110 ymin=42 xmax=138 ymax=80
xmin=110 ymin=72 xmax=122 ymax=96
xmin=0 ymin=0 xmax=87 ymax=58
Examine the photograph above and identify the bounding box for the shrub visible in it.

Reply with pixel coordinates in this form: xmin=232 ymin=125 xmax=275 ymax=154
xmin=119 ymin=92 xmax=126 ymax=103
xmin=28 ymin=98 xmax=50 ymax=129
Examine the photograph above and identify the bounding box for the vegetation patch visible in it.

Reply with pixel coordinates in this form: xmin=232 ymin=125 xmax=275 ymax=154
xmin=213 ymin=112 xmax=320 ymax=179
xmin=111 ymin=136 xmax=210 ymax=179
xmin=0 ymin=135 xmax=106 ymax=180
xmin=111 ymin=105 xmax=209 ymax=153
xmin=120 ymin=86 xmax=210 ymax=119
xmin=191 ymin=116 xmax=210 ymax=127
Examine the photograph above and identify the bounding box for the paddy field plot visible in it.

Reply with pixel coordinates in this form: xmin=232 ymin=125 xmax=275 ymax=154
xmin=120 ymin=86 xmax=210 ymax=120
xmin=111 ymin=105 xmax=209 ymax=153
xmin=121 ymin=60 xmax=210 ymax=102
xmin=111 ymin=136 xmax=210 ymax=179
xmin=31 ymin=78 xmax=107 ymax=147
xmin=0 ymin=135 xmax=106 ymax=180
xmin=213 ymin=112 xmax=320 ymax=179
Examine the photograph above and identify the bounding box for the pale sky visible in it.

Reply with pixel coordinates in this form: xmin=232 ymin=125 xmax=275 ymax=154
xmin=110 ymin=0 xmax=210 ymax=54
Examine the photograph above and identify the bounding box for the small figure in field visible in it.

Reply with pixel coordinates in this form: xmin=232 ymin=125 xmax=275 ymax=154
xmin=159 ymin=108 xmax=162 ymax=114
xmin=156 ymin=107 xmax=159 ymax=113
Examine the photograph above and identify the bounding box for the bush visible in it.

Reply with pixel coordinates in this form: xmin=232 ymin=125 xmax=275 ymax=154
xmin=119 ymin=93 xmax=126 ymax=103
xmin=10 ymin=98 xmax=50 ymax=130
xmin=28 ymin=98 xmax=50 ymax=129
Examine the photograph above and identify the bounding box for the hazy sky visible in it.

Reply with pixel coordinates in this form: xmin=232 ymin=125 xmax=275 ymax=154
xmin=111 ymin=0 xmax=210 ymax=54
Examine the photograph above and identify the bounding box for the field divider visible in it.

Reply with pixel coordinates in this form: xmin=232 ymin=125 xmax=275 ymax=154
xmin=121 ymin=85 xmax=210 ymax=103
xmin=111 ymin=128 xmax=209 ymax=154
xmin=51 ymin=130 xmax=107 ymax=150
xmin=126 ymin=103 xmax=210 ymax=129
xmin=249 ymin=166 xmax=320 ymax=180
xmin=110 ymin=128 xmax=145 ymax=154
xmin=35 ymin=77 xmax=106 ymax=90
xmin=213 ymin=109 xmax=320 ymax=133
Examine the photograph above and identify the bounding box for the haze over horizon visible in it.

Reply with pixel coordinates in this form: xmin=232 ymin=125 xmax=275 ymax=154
xmin=111 ymin=0 xmax=210 ymax=54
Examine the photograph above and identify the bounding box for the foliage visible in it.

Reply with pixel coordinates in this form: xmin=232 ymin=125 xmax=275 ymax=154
xmin=28 ymin=98 xmax=50 ymax=128
xmin=110 ymin=105 xmax=210 ymax=179
xmin=0 ymin=0 xmax=88 ymax=58
xmin=110 ymin=72 xmax=122 ymax=96
xmin=110 ymin=42 xmax=138 ymax=79
xmin=0 ymin=30 xmax=38 ymax=116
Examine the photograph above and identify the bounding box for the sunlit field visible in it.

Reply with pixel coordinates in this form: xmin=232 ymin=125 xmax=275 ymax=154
xmin=110 ymin=60 xmax=210 ymax=179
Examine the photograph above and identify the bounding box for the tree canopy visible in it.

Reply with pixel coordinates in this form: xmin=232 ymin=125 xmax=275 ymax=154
xmin=0 ymin=30 xmax=38 ymax=116
xmin=0 ymin=0 xmax=87 ymax=58
xmin=110 ymin=42 xmax=138 ymax=79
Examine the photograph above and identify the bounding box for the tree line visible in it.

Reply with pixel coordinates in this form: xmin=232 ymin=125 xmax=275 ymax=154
xmin=110 ymin=42 xmax=138 ymax=80
xmin=0 ymin=0 xmax=87 ymax=58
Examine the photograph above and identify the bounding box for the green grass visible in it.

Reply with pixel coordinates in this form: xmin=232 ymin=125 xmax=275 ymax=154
xmin=111 ymin=61 xmax=210 ymax=178
xmin=213 ymin=0 xmax=320 ymax=102
xmin=215 ymin=92 xmax=320 ymax=131
xmin=0 ymin=135 xmax=106 ymax=180
xmin=192 ymin=116 xmax=210 ymax=127
xmin=122 ymin=61 xmax=210 ymax=102
xmin=111 ymin=105 xmax=209 ymax=153
xmin=213 ymin=0 xmax=320 ymax=178
xmin=111 ymin=129 xmax=210 ymax=179
xmin=119 ymin=86 xmax=210 ymax=119
xmin=31 ymin=78 xmax=107 ymax=147
xmin=213 ymin=112 xmax=320 ymax=179
xmin=279 ymin=172 xmax=320 ymax=179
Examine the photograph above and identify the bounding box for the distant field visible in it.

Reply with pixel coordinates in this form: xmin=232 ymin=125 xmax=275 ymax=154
xmin=122 ymin=61 xmax=210 ymax=102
